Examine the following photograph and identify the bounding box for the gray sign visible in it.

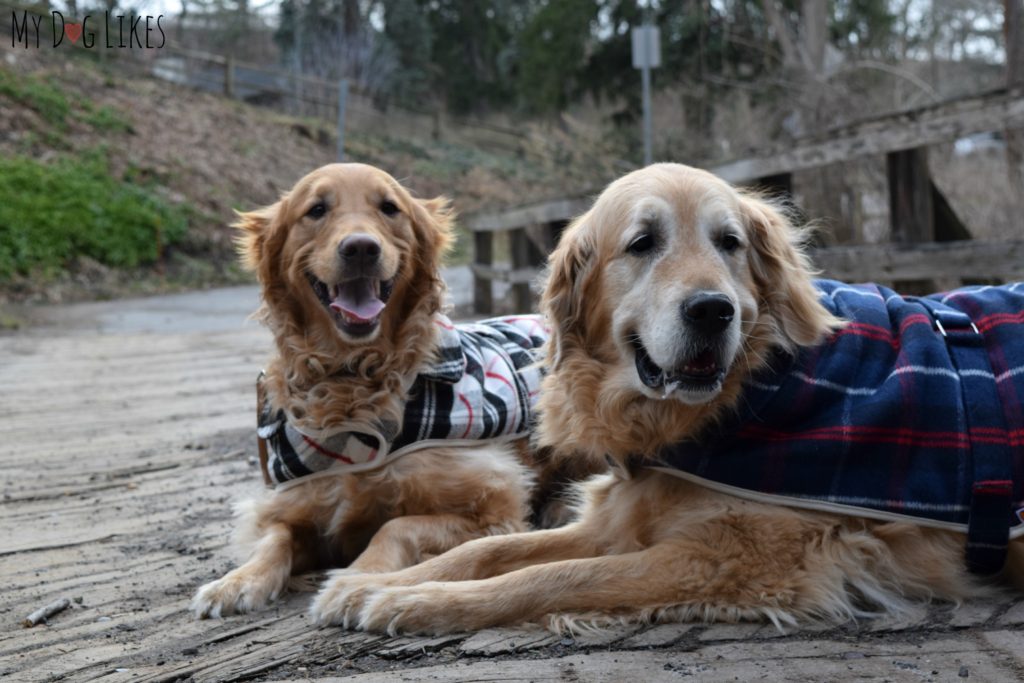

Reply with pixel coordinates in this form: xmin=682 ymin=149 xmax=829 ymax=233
xmin=631 ymin=25 xmax=661 ymax=69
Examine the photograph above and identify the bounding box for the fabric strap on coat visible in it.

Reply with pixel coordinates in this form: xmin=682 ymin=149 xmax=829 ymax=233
xmin=914 ymin=297 xmax=1012 ymax=575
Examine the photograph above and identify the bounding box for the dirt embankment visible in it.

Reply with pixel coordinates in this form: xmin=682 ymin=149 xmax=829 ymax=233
xmin=0 ymin=45 xmax=621 ymax=306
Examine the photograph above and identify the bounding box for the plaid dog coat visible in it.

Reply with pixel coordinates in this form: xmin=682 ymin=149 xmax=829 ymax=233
xmin=257 ymin=315 xmax=547 ymax=489
xmin=652 ymin=280 xmax=1024 ymax=574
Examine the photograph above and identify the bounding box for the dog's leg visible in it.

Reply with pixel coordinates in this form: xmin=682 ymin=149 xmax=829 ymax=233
xmin=192 ymin=522 xmax=294 ymax=618
xmin=344 ymin=513 xmax=490 ymax=574
xmin=352 ymin=539 xmax=809 ymax=635
xmin=311 ymin=524 xmax=597 ymax=627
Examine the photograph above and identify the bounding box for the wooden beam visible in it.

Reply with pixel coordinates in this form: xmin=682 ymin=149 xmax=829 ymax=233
xmin=932 ymin=181 xmax=971 ymax=241
xmin=712 ymin=87 xmax=1024 ymax=183
xmin=509 ymin=228 xmax=544 ymax=311
xmin=750 ymin=172 xmax=794 ymax=197
xmin=887 ymin=147 xmax=934 ymax=243
xmin=473 ymin=232 xmax=493 ymax=315
xmin=468 ymin=263 xmax=539 ymax=285
xmin=464 ymin=198 xmax=592 ymax=233
xmin=463 ymin=88 xmax=1024 ymax=235
xmin=810 ymin=239 xmax=1024 ymax=283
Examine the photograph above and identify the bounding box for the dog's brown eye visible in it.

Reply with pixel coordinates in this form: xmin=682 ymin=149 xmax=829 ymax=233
xmin=627 ymin=233 xmax=656 ymax=255
xmin=380 ymin=200 xmax=400 ymax=217
xmin=718 ymin=233 xmax=741 ymax=253
xmin=306 ymin=202 xmax=327 ymax=220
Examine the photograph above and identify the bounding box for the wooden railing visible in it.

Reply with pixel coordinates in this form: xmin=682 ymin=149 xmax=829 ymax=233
xmin=466 ymin=87 xmax=1024 ymax=314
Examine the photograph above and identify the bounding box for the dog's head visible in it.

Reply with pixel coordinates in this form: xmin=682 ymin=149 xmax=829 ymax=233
xmin=540 ymin=163 xmax=841 ymax=455
xmin=236 ymin=164 xmax=453 ymax=348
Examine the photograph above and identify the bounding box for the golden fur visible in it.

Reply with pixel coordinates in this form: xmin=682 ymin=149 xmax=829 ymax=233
xmin=192 ymin=164 xmax=585 ymax=619
xmin=308 ymin=163 xmax=1024 ymax=634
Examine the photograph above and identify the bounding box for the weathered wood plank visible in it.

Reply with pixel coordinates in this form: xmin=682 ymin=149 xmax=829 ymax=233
xmin=714 ymin=87 xmax=1024 ymax=183
xmin=464 ymin=197 xmax=593 ymax=233
xmin=462 ymin=88 xmax=1024 ymax=232
xmin=887 ymin=147 xmax=935 ymax=244
xmin=810 ymin=239 xmax=1024 ymax=283
xmin=6 ymin=288 xmax=1024 ymax=683
xmin=460 ymin=240 xmax=1024 ymax=294
xmin=468 ymin=263 xmax=538 ymax=285
xmin=472 ymin=231 xmax=494 ymax=315
xmin=510 ymin=228 xmax=545 ymax=312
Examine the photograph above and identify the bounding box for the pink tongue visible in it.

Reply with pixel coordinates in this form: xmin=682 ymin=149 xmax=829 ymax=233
xmin=329 ymin=279 xmax=385 ymax=322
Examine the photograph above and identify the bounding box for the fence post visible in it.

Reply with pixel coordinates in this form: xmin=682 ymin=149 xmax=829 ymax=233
xmin=224 ymin=55 xmax=235 ymax=98
xmin=337 ymin=79 xmax=348 ymax=161
xmin=510 ymin=227 xmax=544 ymax=312
xmin=473 ymin=232 xmax=494 ymax=315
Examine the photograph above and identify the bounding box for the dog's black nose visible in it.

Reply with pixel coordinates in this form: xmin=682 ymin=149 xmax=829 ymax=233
xmin=682 ymin=293 xmax=735 ymax=336
xmin=338 ymin=233 xmax=381 ymax=268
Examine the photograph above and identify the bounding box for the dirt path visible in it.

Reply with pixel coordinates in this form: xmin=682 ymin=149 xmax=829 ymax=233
xmin=2 ymin=287 xmax=1024 ymax=682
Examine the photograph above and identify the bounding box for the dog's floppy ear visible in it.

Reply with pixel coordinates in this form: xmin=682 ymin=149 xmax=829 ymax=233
xmin=541 ymin=212 xmax=596 ymax=369
xmin=411 ymin=196 xmax=455 ymax=258
xmin=740 ymin=192 xmax=842 ymax=350
xmin=234 ymin=200 xmax=285 ymax=274
xmin=401 ymin=195 xmax=455 ymax=317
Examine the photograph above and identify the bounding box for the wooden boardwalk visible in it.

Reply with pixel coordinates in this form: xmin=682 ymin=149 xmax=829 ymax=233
xmin=3 ymin=288 xmax=1024 ymax=682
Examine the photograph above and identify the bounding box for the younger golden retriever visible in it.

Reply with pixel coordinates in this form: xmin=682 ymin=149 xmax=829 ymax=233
xmin=312 ymin=163 xmax=1024 ymax=634
xmin=192 ymin=163 xmax=582 ymax=619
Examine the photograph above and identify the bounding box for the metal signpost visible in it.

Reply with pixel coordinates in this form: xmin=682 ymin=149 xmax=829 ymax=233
xmin=631 ymin=23 xmax=661 ymax=166
xmin=337 ymin=78 xmax=349 ymax=161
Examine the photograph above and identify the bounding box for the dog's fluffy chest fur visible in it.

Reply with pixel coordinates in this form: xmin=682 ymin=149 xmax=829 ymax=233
xmin=259 ymin=314 xmax=549 ymax=487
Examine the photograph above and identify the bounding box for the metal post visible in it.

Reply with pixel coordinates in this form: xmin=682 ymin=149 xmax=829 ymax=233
xmin=632 ymin=21 xmax=659 ymax=167
xmin=337 ymin=78 xmax=348 ymax=161
xmin=641 ymin=48 xmax=653 ymax=166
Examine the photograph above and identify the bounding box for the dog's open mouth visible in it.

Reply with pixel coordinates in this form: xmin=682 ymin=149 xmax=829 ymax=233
xmin=631 ymin=337 xmax=726 ymax=398
xmin=309 ymin=273 xmax=395 ymax=337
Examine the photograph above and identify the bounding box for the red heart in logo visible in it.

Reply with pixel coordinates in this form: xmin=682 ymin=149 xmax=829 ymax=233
xmin=65 ymin=23 xmax=83 ymax=44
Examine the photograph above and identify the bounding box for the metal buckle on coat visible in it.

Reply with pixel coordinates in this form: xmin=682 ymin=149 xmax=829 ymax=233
xmin=931 ymin=310 xmax=980 ymax=338
xmin=934 ymin=317 xmax=980 ymax=337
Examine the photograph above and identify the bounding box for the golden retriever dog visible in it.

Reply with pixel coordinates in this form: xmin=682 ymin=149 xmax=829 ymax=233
xmin=192 ymin=163 xmax=590 ymax=619
xmin=310 ymin=162 xmax=1024 ymax=634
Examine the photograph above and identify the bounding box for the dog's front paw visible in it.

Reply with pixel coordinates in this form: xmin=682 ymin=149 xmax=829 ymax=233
xmin=356 ymin=585 xmax=472 ymax=635
xmin=309 ymin=570 xmax=389 ymax=628
xmin=191 ymin=569 xmax=284 ymax=619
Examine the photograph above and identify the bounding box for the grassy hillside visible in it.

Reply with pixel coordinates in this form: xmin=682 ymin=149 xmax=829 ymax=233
xmin=0 ymin=47 xmax=622 ymax=305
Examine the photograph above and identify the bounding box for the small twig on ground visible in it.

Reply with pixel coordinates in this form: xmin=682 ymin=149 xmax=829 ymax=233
xmin=23 ymin=597 xmax=71 ymax=627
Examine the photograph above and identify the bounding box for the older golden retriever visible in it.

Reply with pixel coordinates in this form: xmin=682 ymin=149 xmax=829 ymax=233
xmin=310 ymin=162 xmax=1024 ymax=634
xmin=192 ymin=163 xmax=587 ymax=619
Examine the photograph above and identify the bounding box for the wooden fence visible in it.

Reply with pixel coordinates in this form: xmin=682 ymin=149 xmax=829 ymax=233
xmin=466 ymin=87 xmax=1024 ymax=314
xmin=1 ymin=7 xmax=525 ymax=155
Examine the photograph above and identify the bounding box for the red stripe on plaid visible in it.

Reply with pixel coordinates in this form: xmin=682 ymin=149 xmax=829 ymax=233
xmin=976 ymin=311 xmax=1024 ymax=332
xmin=834 ymin=312 xmax=1023 ymax=342
xmin=485 ymin=371 xmax=518 ymax=425
xmin=741 ymin=424 xmax=1024 ymax=448
xmin=458 ymin=393 xmax=473 ymax=439
xmin=973 ymin=480 xmax=1013 ymax=495
xmin=500 ymin=315 xmax=551 ymax=336
xmin=898 ymin=313 xmax=933 ymax=334
xmin=834 ymin=323 xmax=900 ymax=348
xmin=301 ymin=435 xmax=357 ymax=464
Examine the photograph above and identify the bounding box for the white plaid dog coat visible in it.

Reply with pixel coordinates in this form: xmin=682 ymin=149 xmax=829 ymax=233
xmin=257 ymin=314 xmax=548 ymax=488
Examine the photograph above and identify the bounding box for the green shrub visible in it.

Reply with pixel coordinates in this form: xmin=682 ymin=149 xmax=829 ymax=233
xmin=0 ymin=68 xmax=71 ymax=127
xmin=0 ymin=153 xmax=189 ymax=279
xmin=0 ymin=69 xmax=132 ymax=132
xmin=79 ymin=104 xmax=133 ymax=133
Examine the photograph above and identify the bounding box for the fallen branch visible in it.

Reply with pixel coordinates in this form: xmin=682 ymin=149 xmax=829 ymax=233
xmin=23 ymin=597 xmax=71 ymax=627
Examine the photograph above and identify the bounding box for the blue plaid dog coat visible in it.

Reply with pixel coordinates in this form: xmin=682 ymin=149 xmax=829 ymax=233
xmin=652 ymin=281 xmax=1024 ymax=574
xmin=257 ymin=314 xmax=548 ymax=489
